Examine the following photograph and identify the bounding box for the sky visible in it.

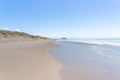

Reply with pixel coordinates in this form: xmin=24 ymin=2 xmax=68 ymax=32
xmin=0 ymin=0 xmax=120 ymax=38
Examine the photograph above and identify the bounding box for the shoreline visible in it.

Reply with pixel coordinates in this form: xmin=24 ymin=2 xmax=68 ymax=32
xmin=52 ymin=41 xmax=120 ymax=80
xmin=0 ymin=39 xmax=62 ymax=80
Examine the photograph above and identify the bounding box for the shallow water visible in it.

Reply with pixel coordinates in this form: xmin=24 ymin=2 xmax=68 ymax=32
xmin=52 ymin=41 xmax=120 ymax=80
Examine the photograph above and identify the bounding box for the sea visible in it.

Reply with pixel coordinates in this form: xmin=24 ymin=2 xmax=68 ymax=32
xmin=52 ymin=38 xmax=120 ymax=80
xmin=57 ymin=38 xmax=120 ymax=60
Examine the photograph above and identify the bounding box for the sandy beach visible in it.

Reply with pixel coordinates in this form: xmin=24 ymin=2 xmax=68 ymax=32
xmin=0 ymin=39 xmax=62 ymax=80
xmin=1 ymin=30 xmax=120 ymax=80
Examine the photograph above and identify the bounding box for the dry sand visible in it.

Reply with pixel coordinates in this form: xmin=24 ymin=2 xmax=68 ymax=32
xmin=0 ymin=40 xmax=62 ymax=80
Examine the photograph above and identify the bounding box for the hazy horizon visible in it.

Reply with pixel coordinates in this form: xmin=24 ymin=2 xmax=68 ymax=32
xmin=0 ymin=0 xmax=120 ymax=38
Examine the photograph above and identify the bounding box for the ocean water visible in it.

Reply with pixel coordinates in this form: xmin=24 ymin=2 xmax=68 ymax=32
xmin=52 ymin=39 xmax=120 ymax=80
xmin=59 ymin=38 xmax=120 ymax=46
xmin=58 ymin=38 xmax=120 ymax=60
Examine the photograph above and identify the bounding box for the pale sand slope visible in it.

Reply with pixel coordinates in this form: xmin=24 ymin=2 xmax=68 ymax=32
xmin=0 ymin=40 xmax=62 ymax=80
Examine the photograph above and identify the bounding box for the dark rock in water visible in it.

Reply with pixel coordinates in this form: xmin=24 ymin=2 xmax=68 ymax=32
xmin=61 ymin=37 xmax=67 ymax=39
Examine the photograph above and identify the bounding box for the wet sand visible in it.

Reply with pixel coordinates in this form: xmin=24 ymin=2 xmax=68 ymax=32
xmin=0 ymin=40 xmax=62 ymax=80
xmin=52 ymin=41 xmax=120 ymax=80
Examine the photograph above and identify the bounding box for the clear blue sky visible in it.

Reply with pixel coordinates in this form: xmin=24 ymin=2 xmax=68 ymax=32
xmin=0 ymin=0 xmax=120 ymax=38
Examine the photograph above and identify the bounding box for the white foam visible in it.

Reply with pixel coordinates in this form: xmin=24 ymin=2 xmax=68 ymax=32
xmin=90 ymin=45 xmax=120 ymax=59
xmin=66 ymin=39 xmax=120 ymax=46
xmin=65 ymin=39 xmax=120 ymax=59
